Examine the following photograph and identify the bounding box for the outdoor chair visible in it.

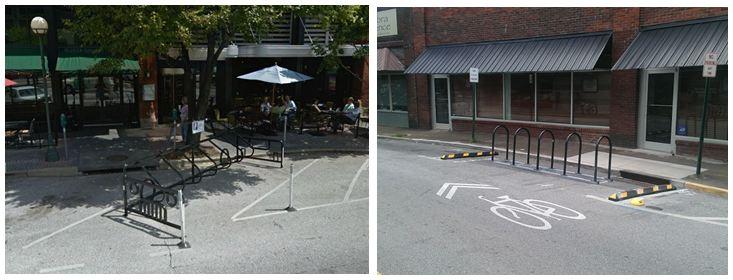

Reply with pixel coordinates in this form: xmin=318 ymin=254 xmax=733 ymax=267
xmin=299 ymin=107 xmax=330 ymax=135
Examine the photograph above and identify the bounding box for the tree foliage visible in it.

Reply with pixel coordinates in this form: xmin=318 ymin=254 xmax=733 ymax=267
xmin=66 ymin=5 xmax=367 ymax=119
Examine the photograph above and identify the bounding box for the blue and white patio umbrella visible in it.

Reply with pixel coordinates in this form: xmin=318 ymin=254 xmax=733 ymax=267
xmin=236 ymin=64 xmax=313 ymax=101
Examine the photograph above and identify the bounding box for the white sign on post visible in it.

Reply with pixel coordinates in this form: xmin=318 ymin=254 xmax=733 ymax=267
xmin=192 ymin=120 xmax=205 ymax=134
xmin=703 ymin=53 xmax=718 ymax=78
xmin=469 ymin=67 xmax=479 ymax=83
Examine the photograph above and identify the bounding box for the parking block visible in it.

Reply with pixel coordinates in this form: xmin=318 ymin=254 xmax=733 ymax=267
xmin=440 ymin=151 xmax=498 ymax=160
xmin=608 ymin=184 xmax=676 ymax=201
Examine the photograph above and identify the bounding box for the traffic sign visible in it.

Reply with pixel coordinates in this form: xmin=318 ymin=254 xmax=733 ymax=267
xmin=703 ymin=53 xmax=718 ymax=78
xmin=469 ymin=67 xmax=479 ymax=83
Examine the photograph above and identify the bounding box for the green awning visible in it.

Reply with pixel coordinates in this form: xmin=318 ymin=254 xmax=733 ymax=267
xmin=56 ymin=56 xmax=140 ymax=72
xmin=6 ymin=47 xmax=139 ymax=73
xmin=5 ymin=55 xmax=48 ymax=71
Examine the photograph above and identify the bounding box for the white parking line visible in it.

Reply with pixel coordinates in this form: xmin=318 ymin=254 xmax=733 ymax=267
xmin=39 ymin=263 xmax=85 ymax=273
xmin=585 ymin=195 xmax=727 ymax=227
xmin=232 ymin=197 xmax=368 ymax=222
xmin=344 ymin=158 xmax=369 ymax=202
xmin=230 ymin=159 xmax=320 ymax=221
xmin=149 ymin=249 xmax=189 ymax=257
xmin=23 ymin=206 xmax=115 ymax=249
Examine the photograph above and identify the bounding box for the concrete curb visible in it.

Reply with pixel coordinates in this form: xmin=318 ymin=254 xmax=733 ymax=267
xmin=282 ymin=148 xmax=369 ymax=154
xmin=5 ymin=166 xmax=79 ymax=177
xmin=682 ymin=181 xmax=728 ymax=198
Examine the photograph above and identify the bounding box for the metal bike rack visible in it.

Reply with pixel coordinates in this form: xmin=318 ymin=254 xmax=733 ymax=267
xmin=536 ymin=129 xmax=555 ymax=170
xmin=563 ymin=132 xmax=582 ymax=175
xmin=512 ymin=127 xmax=531 ymax=165
xmin=491 ymin=124 xmax=509 ymax=161
xmin=593 ymin=135 xmax=613 ymax=183
xmin=206 ymin=120 xmax=284 ymax=168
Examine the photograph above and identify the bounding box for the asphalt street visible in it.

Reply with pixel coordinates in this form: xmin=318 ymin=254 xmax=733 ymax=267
xmin=377 ymin=138 xmax=727 ymax=274
xmin=5 ymin=152 xmax=368 ymax=273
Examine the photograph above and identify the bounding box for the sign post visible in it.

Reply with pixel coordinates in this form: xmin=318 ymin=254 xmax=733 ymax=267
xmin=696 ymin=53 xmax=718 ymax=176
xmin=469 ymin=68 xmax=479 ymax=142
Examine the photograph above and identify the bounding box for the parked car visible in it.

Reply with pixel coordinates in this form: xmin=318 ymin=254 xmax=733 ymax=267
xmin=6 ymin=86 xmax=53 ymax=103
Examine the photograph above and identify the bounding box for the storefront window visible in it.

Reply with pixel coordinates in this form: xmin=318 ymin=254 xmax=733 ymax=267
xmin=477 ymin=74 xmax=503 ymax=119
xmin=536 ymin=73 xmax=571 ymax=123
xmin=390 ymin=75 xmax=407 ymax=111
xmin=450 ymin=75 xmax=472 ymax=117
xmin=377 ymin=74 xmax=408 ymax=111
xmin=676 ymin=66 xmax=728 ymax=140
xmin=573 ymin=72 xmax=611 ymax=126
xmin=377 ymin=74 xmax=390 ymax=110
xmin=509 ymin=73 xmax=534 ymax=121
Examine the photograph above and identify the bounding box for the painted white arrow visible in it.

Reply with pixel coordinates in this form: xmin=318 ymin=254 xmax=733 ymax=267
xmin=437 ymin=183 xmax=500 ymax=200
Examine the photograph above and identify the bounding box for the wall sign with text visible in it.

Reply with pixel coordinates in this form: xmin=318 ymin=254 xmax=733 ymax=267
xmin=378 ymin=9 xmax=398 ymax=37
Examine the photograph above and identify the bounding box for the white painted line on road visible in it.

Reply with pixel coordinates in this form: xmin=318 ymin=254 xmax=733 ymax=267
xmin=437 ymin=183 xmax=500 ymax=200
xmin=344 ymin=158 xmax=369 ymax=202
xmin=230 ymin=159 xmax=320 ymax=221
xmin=585 ymin=195 xmax=728 ymax=227
xmin=23 ymin=206 xmax=115 ymax=249
xmin=38 ymin=263 xmax=85 ymax=273
xmin=232 ymin=197 xmax=368 ymax=222
xmin=417 ymin=155 xmax=490 ymax=163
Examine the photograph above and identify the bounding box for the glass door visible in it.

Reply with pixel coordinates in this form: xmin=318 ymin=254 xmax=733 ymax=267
xmin=640 ymin=70 xmax=677 ymax=152
xmin=431 ymin=75 xmax=451 ymax=129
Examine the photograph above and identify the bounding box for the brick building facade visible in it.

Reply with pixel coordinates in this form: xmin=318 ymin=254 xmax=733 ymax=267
xmin=377 ymin=7 xmax=727 ymax=160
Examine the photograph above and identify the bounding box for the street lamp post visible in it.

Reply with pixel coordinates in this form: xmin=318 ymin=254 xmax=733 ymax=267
xmin=31 ymin=16 xmax=59 ymax=162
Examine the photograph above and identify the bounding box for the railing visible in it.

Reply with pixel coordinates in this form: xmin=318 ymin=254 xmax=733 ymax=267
xmin=563 ymin=132 xmax=582 ymax=175
xmin=594 ymin=135 xmax=613 ymax=183
xmin=512 ymin=127 xmax=531 ymax=165
xmin=536 ymin=129 xmax=555 ymax=170
xmin=491 ymin=124 xmax=509 ymax=161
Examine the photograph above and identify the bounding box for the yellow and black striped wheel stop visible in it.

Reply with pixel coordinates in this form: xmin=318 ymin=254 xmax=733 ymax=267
xmin=608 ymin=184 xmax=676 ymax=201
xmin=440 ymin=151 xmax=498 ymax=160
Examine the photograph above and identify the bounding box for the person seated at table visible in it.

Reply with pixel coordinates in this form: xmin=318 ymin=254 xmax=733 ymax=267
xmin=311 ymin=98 xmax=322 ymax=113
xmin=260 ymin=96 xmax=272 ymax=117
xmin=331 ymin=97 xmax=360 ymax=132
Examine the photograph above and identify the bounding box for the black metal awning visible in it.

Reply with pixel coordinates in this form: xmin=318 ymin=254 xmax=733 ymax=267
xmin=613 ymin=17 xmax=728 ymax=70
xmin=405 ymin=32 xmax=611 ymax=74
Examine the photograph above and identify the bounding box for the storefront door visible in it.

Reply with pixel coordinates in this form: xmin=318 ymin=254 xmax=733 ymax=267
xmin=431 ymin=75 xmax=451 ymax=129
xmin=639 ymin=69 xmax=678 ymax=152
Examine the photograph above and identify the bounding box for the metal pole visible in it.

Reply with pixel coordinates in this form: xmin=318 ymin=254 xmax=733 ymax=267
xmin=178 ymin=189 xmax=190 ymax=248
xmin=471 ymin=83 xmax=477 ymax=142
xmin=285 ymin=163 xmax=296 ymax=211
xmin=283 ymin=113 xmax=288 ymax=144
xmin=38 ymin=35 xmax=59 ymax=162
xmin=62 ymin=127 xmax=68 ymax=160
xmin=696 ymin=77 xmax=711 ymax=176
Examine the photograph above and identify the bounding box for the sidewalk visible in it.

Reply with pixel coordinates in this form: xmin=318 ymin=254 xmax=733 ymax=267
xmin=378 ymin=126 xmax=727 ymax=196
xmin=5 ymin=124 xmax=368 ymax=177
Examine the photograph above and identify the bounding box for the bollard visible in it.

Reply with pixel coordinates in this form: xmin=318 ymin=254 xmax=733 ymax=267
xmin=285 ymin=163 xmax=297 ymax=211
xmin=283 ymin=114 xmax=288 ymax=145
xmin=178 ymin=189 xmax=190 ymax=249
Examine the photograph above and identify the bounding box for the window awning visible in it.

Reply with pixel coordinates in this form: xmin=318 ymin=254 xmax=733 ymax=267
xmin=378 ymin=48 xmax=405 ymax=71
xmin=405 ymin=32 xmax=611 ymax=74
xmin=5 ymin=48 xmax=140 ymax=73
xmin=613 ymin=17 xmax=727 ymax=70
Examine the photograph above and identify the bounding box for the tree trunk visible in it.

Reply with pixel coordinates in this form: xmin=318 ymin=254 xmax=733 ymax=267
xmin=195 ymin=32 xmax=226 ymax=120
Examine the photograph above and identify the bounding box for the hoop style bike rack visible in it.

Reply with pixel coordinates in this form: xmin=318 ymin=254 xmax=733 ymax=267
xmin=536 ymin=129 xmax=555 ymax=170
xmin=491 ymin=124 xmax=509 ymax=161
xmin=563 ymin=132 xmax=582 ymax=176
xmin=593 ymin=135 xmax=613 ymax=183
xmin=512 ymin=127 xmax=531 ymax=165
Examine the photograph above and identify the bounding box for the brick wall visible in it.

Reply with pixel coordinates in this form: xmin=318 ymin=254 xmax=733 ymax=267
xmin=676 ymin=140 xmax=728 ymax=162
xmin=640 ymin=7 xmax=727 ymax=26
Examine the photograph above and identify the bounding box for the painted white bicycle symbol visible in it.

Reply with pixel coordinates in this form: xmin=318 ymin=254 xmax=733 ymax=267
xmin=478 ymin=195 xmax=586 ymax=230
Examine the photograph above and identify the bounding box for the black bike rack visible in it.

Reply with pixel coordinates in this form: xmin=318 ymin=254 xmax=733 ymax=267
xmin=491 ymin=124 xmax=509 ymax=161
xmin=563 ymin=132 xmax=582 ymax=175
xmin=207 ymin=120 xmax=284 ymax=168
xmin=512 ymin=127 xmax=531 ymax=165
xmin=536 ymin=129 xmax=555 ymax=170
xmin=593 ymin=135 xmax=613 ymax=183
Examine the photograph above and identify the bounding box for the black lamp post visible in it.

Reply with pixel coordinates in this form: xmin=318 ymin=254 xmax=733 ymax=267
xmin=31 ymin=16 xmax=60 ymax=162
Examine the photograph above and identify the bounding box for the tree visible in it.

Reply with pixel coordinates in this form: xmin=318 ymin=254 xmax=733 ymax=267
xmin=67 ymin=5 xmax=367 ymax=122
